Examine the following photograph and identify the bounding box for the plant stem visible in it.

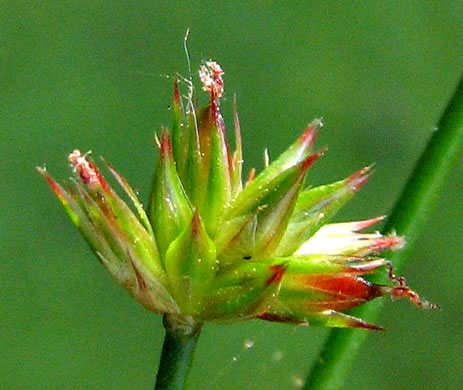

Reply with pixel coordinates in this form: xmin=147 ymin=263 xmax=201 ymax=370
xmin=155 ymin=314 xmax=202 ymax=390
xmin=304 ymin=73 xmax=463 ymax=390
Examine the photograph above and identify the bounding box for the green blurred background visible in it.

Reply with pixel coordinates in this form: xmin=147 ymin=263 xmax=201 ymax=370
xmin=2 ymin=1 xmax=462 ymax=389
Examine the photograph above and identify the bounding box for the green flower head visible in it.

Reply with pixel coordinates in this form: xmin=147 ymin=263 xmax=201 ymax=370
xmin=38 ymin=60 xmax=436 ymax=332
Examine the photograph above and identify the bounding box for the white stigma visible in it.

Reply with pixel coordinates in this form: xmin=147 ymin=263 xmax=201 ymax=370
xmin=68 ymin=149 xmax=99 ymax=187
xmin=199 ymin=60 xmax=224 ymax=99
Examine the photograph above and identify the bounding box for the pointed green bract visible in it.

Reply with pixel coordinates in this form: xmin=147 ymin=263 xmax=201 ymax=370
xmin=69 ymin=162 xmax=165 ymax=285
xmin=104 ymin=159 xmax=154 ymax=236
xmin=214 ymin=211 xmax=259 ymax=265
xmin=219 ymin=152 xmax=322 ymax=260
xmin=230 ymin=95 xmax=243 ymax=198
xmin=202 ymin=104 xmax=232 ymax=236
xmin=205 ymin=263 xmax=286 ymax=321
xmin=260 ymin=309 xmax=383 ymax=330
xmin=215 ymin=160 xmax=312 ymax=265
xmin=276 ymin=167 xmax=372 ymax=256
xmin=150 ymin=132 xmax=193 ymax=259
xmin=265 ymin=254 xmax=385 ymax=274
xmin=183 ymin=109 xmax=204 ymax=207
xmin=251 ymin=153 xmax=322 ymax=258
xmin=302 ymin=310 xmax=383 ymax=330
xmin=224 ymin=120 xmax=321 ymax=221
xmin=171 ymin=75 xmax=186 ymax=167
xmin=37 ymin=165 xmax=176 ymax=314
xmin=164 ymin=211 xmax=217 ymax=314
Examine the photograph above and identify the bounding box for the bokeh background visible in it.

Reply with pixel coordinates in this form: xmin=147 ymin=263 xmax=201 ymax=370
xmin=2 ymin=2 xmax=462 ymax=389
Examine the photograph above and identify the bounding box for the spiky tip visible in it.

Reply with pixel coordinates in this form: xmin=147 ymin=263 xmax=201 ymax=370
xmin=36 ymin=166 xmax=67 ymax=201
xmin=301 ymin=148 xmax=326 ymax=172
xmin=299 ymin=118 xmax=323 ymax=148
xmin=160 ymin=131 xmax=173 ymax=160
xmin=173 ymin=73 xmax=180 ymax=105
xmin=348 ymin=165 xmax=375 ymax=192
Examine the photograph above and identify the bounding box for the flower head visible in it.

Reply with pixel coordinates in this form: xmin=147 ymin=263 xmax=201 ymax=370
xmin=38 ymin=60 xmax=436 ymax=331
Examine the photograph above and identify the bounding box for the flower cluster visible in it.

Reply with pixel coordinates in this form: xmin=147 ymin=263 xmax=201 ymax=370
xmin=38 ymin=61 xmax=435 ymax=332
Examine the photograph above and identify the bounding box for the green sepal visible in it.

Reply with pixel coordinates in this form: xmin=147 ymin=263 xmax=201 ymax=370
xmin=38 ymin=167 xmax=177 ymax=314
xmin=37 ymin=167 xmax=114 ymax=260
xmin=302 ymin=310 xmax=383 ymax=330
xmin=76 ymin=160 xmax=164 ymax=279
xmin=214 ymin=211 xmax=259 ymax=266
xmin=103 ymin=159 xmax=154 ymax=236
xmin=275 ymin=166 xmax=372 ymax=256
xmin=221 ymin=153 xmax=321 ymax=260
xmin=183 ymin=109 xmax=204 ymax=207
xmin=216 ymin=155 xmax=320 ymax=263
xmin=149 ymin=131 xmax=193 ymax=259
xmin=251 ymin=153 xmax=323 ymax=258
xmin=170 ymin=75 xmax=188 ymax=179
xmin=74 ymin=178 xmax=166 ymax=289
xmin=267 ymin=255 xmax=349 ymax=274
xmin=202 ymin=104 xmax=232 ymax=236
xmin=164 ymin=211 xmax=217 ymax=314
xmin=225 ymin=119 xmax=321 ymax=221
xmin=274 ymin=255 xmax=387 ymax=274
xmin=77 ymin=182 xmax=177 ymax=314
xmin=230 ymin=95 xmax=243 ymax=198
xmin=71 ymin=179 xmax=133 ymax=263
xmin=203 ymin=262 xmax=286 ymax=321
xmin=260 ymin=308 xmax=383 ymax=330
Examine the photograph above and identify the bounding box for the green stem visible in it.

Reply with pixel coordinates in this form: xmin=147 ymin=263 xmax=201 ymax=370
xmin=304 ymin=73 xmax=463 ymax=390
xmin=155 ymin=314 xmax=202 ymax=390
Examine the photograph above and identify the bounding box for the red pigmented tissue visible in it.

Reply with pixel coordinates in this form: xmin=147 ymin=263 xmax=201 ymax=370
xmin=68 ymin=150 xmax=100 ymax=188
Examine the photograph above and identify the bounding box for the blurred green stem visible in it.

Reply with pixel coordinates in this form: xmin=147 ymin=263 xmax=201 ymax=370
xmin=155 ymin=315 xmax=202 ymax=390
xmin=304 ymin=73 xmax=463 ymax=390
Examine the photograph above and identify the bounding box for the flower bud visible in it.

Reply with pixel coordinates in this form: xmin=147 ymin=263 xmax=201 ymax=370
xmin=39 ymin=60 xmax=436 ymax=330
